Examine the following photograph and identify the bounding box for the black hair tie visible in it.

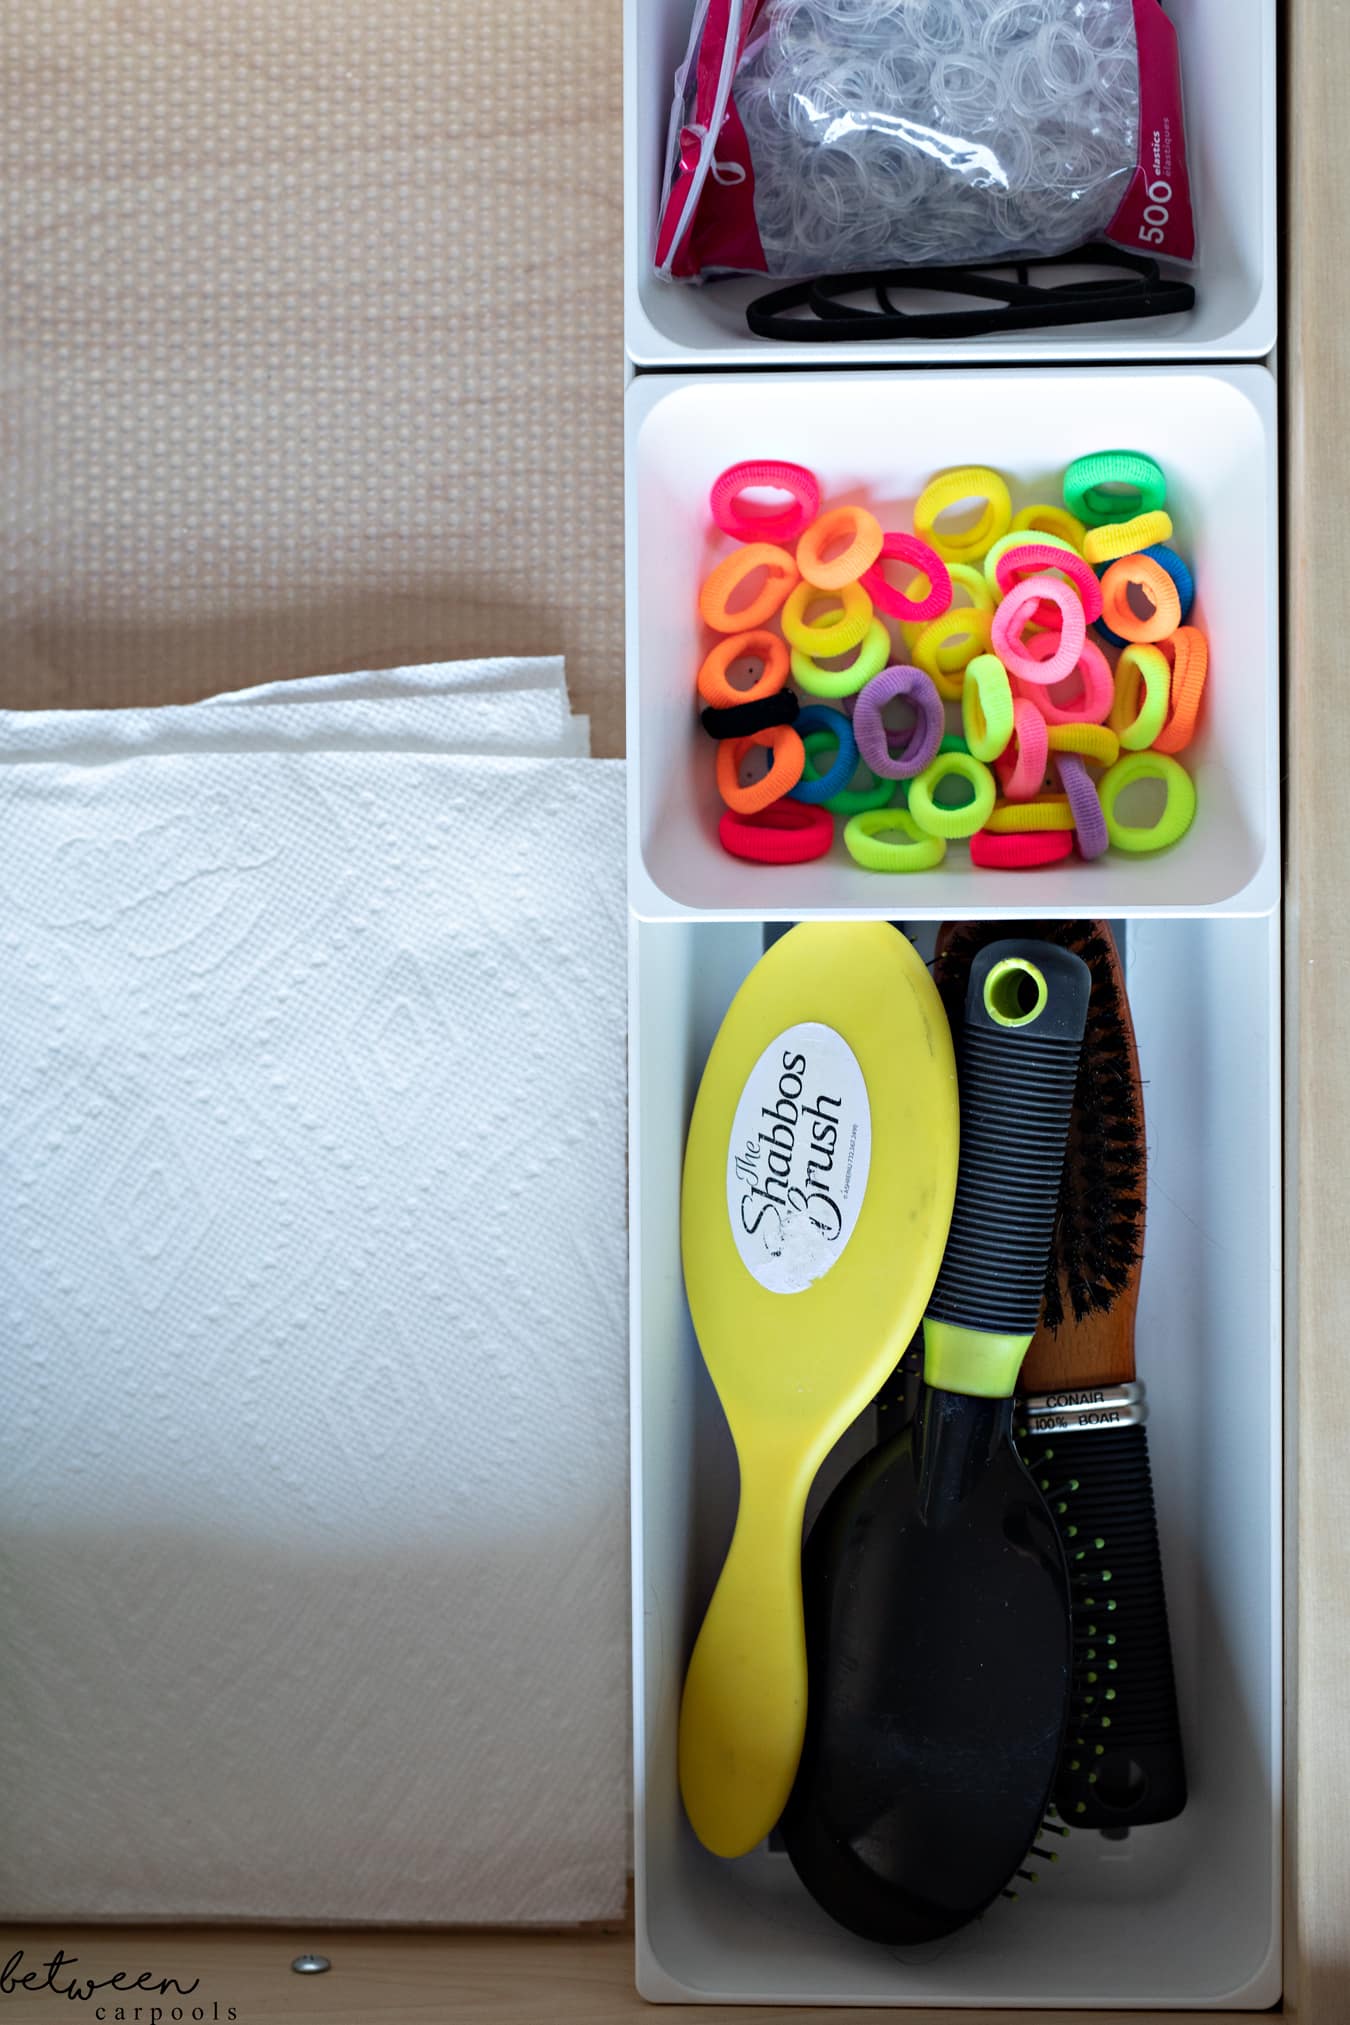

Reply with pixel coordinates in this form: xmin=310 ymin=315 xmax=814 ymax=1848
xmin=700 ymin=689 xmax=800 ymax=740
xmin=747 ymin=246 xmax=1196 ymax=343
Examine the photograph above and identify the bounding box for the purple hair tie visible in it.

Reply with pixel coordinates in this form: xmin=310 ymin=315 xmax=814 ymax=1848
xmin=1056 ymin=752 xmax=1108 ymax=860
xmin=854 ymin=665 xmax=944 ymax=781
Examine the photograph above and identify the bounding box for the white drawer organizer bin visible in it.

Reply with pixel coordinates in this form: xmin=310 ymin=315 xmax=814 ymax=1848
xmin=624 ymin=0 xmax=1276 ymax=367
xmin=626 ymin=366 xmax=1277 ymax=921
xmin=628 ymin=913 xmax=1282 ymax=2008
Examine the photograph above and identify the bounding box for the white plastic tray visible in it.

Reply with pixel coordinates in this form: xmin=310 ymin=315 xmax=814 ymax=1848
xmin=629 ymin=913 xmax=1282 ymax=2008
xmin=624 ymin=0 xmax=1276 ymax=366
xmin=626 ymin=366 xmax=1278 ymax=920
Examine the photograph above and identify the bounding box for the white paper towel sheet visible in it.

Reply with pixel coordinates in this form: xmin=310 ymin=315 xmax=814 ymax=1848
xmin=0 ymin=665 xmax=629 ymax=1923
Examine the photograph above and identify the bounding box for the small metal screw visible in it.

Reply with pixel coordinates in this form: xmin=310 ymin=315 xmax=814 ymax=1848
xmin=291 ymin=1954 xmax=332 ymax=1975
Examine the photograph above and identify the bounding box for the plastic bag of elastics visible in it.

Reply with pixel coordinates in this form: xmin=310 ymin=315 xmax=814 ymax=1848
xmin=655 ymin=0 xmax=1195 ymax=282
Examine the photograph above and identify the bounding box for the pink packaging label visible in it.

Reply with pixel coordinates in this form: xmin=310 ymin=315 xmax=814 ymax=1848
xmin=1105 ymin=0 xmax=1196 ymax=262
xmin=655 ymin=0 xmax=768 ymax=279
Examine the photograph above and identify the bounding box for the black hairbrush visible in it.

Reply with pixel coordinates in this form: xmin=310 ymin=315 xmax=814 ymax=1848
xmin=935 ymin=920 xmax=1187 ymax=1830
xmin=782 ymin=939 xmax=1089 ymax=1944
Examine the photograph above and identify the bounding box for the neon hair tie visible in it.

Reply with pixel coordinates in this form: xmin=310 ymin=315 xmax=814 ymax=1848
xmin=947 ymin=561 xmax=996 ymax=613
xmin=1011 ymin=504 xmax=1087 ymax=551
xmin=1094 ymin=542 xmax=1194 ymax=649
xmin=796 ymin=505 xmax=884 ymax=591
xmin=696 ymin=630 xmax=790 ymax=708
xmin=899 ymin=562 xmax=991 ymax=656
xmin=788 ymin=705 xmax=859 ymax=806
xmin=791 ymin=617 xmax=891 ymax=700
xmin=996 ymin=696 xmax=1050 ymax=801
xmin=715 ymin=724 xmax=805 ymax=814
xmin=985 ymin=795 xmax=1076 ymax=834
xmin=1047 ymin=722 xmax=1120 ymax=767
xmin=940 ymin=733 xmax=971 ymax=756
xmin=912 ymin=608 xmax=995 ymax=700
xmin=914 ymin=466 xmax=1013 ymax=563
xmin=1063 ymin=451 xmax=1167 ymax=528
xmin=990 ymin=539 xmax=1103 ymax=626
xmin=844 ymin=807 xmax=947 ymax=873
xmin=991 ymin=577 xmax=1086 ymax=684
xmin=1142 ymin=544 xmax=1195 ymax=621
xmin=1109 ymin=643 xmax=1171 ymax=750
xmin=1083 ymin=509 xmax=1175 ymax=567
xmin=1013 ymin=632 xmax=1114 ymax=725
xmin=907 ymin=750 xmax=997 ymax=841
xmin=1055 ymin=752 xmax=1109 ymax=860
xmin=854 ymin=665 xmax=945 ymax=781
xmin=799 ymin=731 xmax=896 ymax=816
xmin=699 ymin=544 xmax=799 ymax=633
xmin=971 ymin=828 xmax=1075 ymax=870
xmin=913 ymin=465 xmax=1013 ymax=563
xmin=780 ymin=579 xmax=874 ymax=656
xmin=700 ymin=690 xmax=800 ymax=741
xmin=719 ymin=802 xmax=833 ymax=865
xmin=709 ymin=460 xmax=820 ymax=545
xmin=1099 ymin=751 xmax=1197 ymax=853
xmin=859 ymin=533 xmax=952 ymax=623
xmin=984 ymin=528 xmax=1079 ymax=590
xmin=962 ymin=654 xmax=1015 ymax=762
xmin=1098 ymin=555 xmax=1182 ymax=645
xmin=1153 ymin=627 xmax=1210 ymax=755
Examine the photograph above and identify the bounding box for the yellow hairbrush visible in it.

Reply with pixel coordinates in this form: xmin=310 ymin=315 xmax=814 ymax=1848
xmin=678 ymin=921 xmax=959 ymax=1858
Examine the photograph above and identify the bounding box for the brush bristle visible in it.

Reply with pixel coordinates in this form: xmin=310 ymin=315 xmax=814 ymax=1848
xmin=935 ymin=920 xmax=1143 ymax=1327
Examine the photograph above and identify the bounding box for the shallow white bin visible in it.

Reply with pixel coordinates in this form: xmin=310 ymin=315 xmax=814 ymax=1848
xmin=629 ymin=914 xmax=1282 ymax=2008
xmin=625 ymin=0 xmax=1276 ymax=366
xmin=627 ymin=367 xmax=1278 ymax=920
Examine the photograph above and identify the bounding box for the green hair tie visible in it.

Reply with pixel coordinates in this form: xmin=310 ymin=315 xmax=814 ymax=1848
xmin=1063 ymin=451 xmax=1167 ymax=529
xmin=1099 ymin=750 xmax=1197 ymax=853
xmin=800 ymin=730 xmax=896 ymax=816
xmin=844 ymin=807 xmax=947 ymax=873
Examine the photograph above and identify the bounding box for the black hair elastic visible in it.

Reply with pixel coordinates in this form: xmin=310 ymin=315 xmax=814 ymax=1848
xmin=700 ymin=689 xmax=800 ymax=740
xmin=746 ymin=246 xmax=1196 ymax=343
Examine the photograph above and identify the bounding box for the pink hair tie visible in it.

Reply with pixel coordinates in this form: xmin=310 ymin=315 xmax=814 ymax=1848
xmin=860 ymin=534 xmax=952 ymax=624
xmin=991 ymin=577 xmax=1086 ymax=684
xmin=1013 ymin=632 xmax=1114 ymax=725
xmin=995 ymin=696 xmax=1050 ymax=801
xmin=992 ymin=542 xmax=1103 ymax=626
xmin=709 ymin=460 xmax=820 ymax=546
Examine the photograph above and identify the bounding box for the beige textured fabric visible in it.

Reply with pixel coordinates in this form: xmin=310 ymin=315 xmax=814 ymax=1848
xmin=0 ymin=0 xmax=624 ymax=754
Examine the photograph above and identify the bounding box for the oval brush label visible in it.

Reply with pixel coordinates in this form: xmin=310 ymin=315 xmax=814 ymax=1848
xmin=726 ymin=1022 xmax=871 ymax=1296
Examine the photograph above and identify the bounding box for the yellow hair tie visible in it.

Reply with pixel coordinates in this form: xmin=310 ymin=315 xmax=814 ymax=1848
xmin=1082 ymin=510 xmax=1175 ymax=566
xmin=899 ymin=562 xmax=991 ymax=655
xmin=1011 ymin=503 xmax=1087 ymax=551
xmin=779 ymin=579 xmax=874 ymax=655
xmin=914 ymin=466 xmax=1012 ymax=563
xmin=985 ymin=795 xmax=1076 ymax=834
xmin=912 ymin=608 xmax=994 ymax=701
xmin=1046 ymin=722 xmax=1120 ymax=766
xmin=1108 ymin=643 xmax=1172 ymax=750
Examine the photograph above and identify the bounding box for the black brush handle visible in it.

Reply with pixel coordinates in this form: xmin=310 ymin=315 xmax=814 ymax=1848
xmin=1032 ymin=1421 xmax=1187 ymax=1827
xmin=927 ymin=940 xmax=1091 ymax=1339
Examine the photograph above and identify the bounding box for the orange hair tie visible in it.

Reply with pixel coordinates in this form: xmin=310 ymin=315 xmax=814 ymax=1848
xmin=697 ymin=631 xmax=790 ymax=709
xmin=715 ymin=724 xmax=806 ymax=814
xmin=1152 ymin=626 xmax=1210 ymax=754
xmin=796 ymin=505 xmax=884 ymax=591
xmin=699 ymin=543 xmax=799 ymax=633
xmin=1099 ymin=555 xmax=1182 ymax=644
